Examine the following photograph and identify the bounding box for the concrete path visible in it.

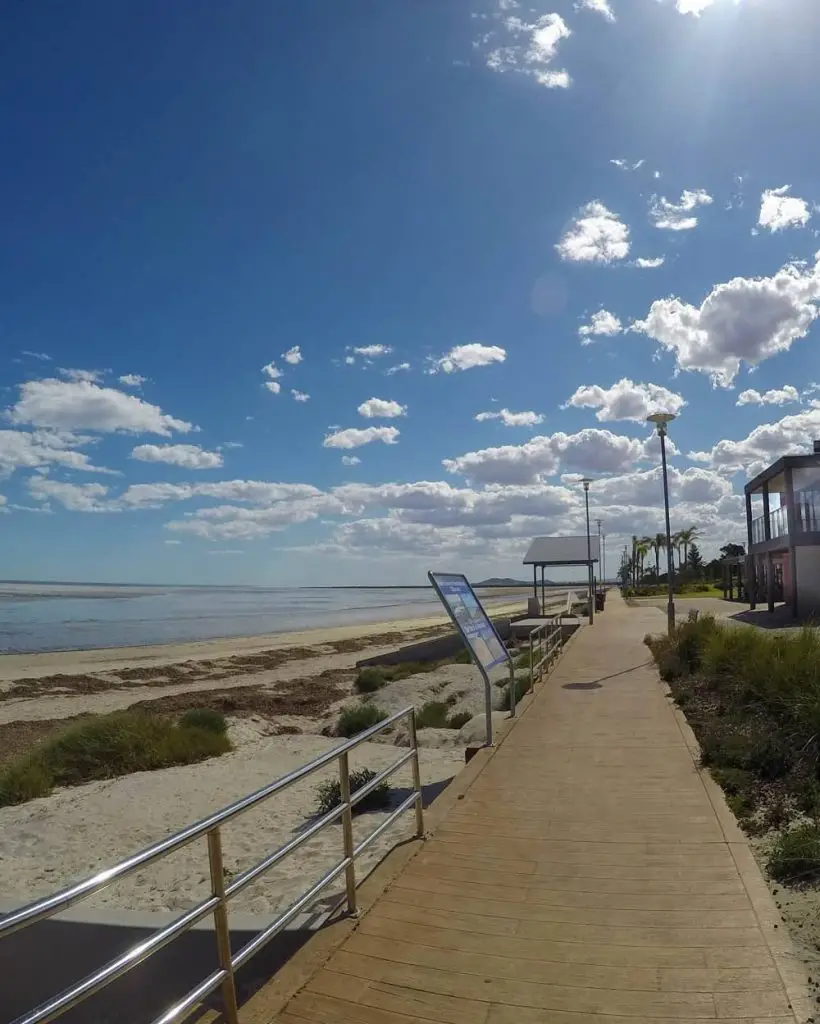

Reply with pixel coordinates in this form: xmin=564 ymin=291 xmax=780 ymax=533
xmin=270 ymin=593 xmax=807 ymax=1024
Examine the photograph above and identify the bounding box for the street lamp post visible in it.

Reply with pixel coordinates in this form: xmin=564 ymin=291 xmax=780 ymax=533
xmin=647 ymin=413 xmax=677 ymax=634
xmin=581 ymin=478 xmax=594 ymax=625
xmin=595 ymin=519 xmax=604 ymax=584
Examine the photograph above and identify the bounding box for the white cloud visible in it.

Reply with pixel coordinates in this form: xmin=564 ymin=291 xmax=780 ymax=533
xmin=578 ymin=309 xmax=622 ymax=344
xmin=0 ymin=429 xmax=116 ymax=477
xmin=262 ymin=362 xmax=282 ymax=394
xmin=575 ymin=0 xmax=615 ymax=20
xmin=164 ymin=539 xmax=181 ymax=545
xmin=429 ymin=343 xmax=506 ymax=374
xmin=556 ymin=202 xmax=630 ymax=263
xmin=735 ymin=386 xmax=801 ymax=407
xmin=649 ymin=189 xmax=713 ymax=231
xmin=485 ymin=12 xmax=571 ymax=89
xmin=323 ymin=426 xmax=400 ymax=449
xmin=166 ymin=495 xmax=342 ymax=539
xmin=692 ymin=407 xmax=820 ymax=476
xmin=8 ymin=379 xmax=193 ymax=436
xmin=475 ymin=408 xmax=544 ymax=427
xmin=758 ymin=186 xmax=812 ymax=233
xmin=118 ymin=374 xmax=146 ymax=388
xmin=22 ymin=351 xmax=51 ymax=361
xmin=442 ymin=427 xmax=649 ymax=484
xmin=357 ymin=398 xmax=407 ymax=418
xmin=117 ymin=479 xmax=323 ymax=510
xmin=282 ymin=346 xmax=303 ymax=364
xmin=385 ymin=363 xmax=411 ymax=376
xmin=634 ymin=256 xmax=665 ymax=269
xmin=344 ymin=356 xmax=356 ymax=365
xmin=58 ymin=368 xmax=104 ymax=383
xmin=353 ymin=345 xmax=392 ymax=358
xmin=632 ymin=255 xmax=820 ymax=386
xmin=131 ymin=444 xmax=224 ymax=469
xmin=27 ymin=477 xmax=113 ymax=512
xmin=341 ymin=455 xmax=361 ymax=466
xmin=610 ymin=158 xmax=643 ymax=170
xmin=209 ymin=549 xmax=244 ymax=555
xmin=563 ymin=378 xmax=687 ymax=422
xmin=291 ymin=390 xmax=310 ymax=402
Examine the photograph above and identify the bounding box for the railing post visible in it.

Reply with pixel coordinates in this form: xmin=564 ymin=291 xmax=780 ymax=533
xmin=529 ymin=632 xmax=534 ymax=693
xmin=207 ymin=827 xmax=239 ymax=1024
xmin=408 ymin=711 xmax=425 ymax=838
xmin=508 ymin=659 xmax=517 ymax=717
xmin=338 ymin=752 xmax=358 ymax=916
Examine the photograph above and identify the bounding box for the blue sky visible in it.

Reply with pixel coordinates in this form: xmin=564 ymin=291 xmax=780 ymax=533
xmin=3 ymin=0 xmax=820 ymax=585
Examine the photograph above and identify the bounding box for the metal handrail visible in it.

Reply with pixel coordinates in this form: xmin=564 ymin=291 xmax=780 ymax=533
xmin=528 ymin=620 xmax=563 ymax=690
xmin=0 ymin=705 xmax=424 ymax=1024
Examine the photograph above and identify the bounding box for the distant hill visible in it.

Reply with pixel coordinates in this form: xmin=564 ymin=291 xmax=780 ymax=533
xmin=475 ymin=577 xmax=550 ymax=587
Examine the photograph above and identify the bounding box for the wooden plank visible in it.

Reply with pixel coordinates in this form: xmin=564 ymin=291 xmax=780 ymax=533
xmin=326 ymin=950 xmax=724 ymax=1018
xmin=283 ymin=991 xmax=430 ymax=1024
xmin=357 ymin=912 xmax=720 ymax=969
xmin=381 ymin=884 xmax=759 ymax=929
xmin=515 ymin=917 xmax=767 ymax=949
xmin=395 ymin=872 xmax=754 ymax=912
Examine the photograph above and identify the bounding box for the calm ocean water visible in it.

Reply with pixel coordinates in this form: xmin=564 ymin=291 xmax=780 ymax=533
xmin=0 ymin=583 xmax=467 ymax=654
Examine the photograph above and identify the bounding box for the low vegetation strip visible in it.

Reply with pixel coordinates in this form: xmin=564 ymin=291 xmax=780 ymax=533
xmin=0 ymin=709 xmax=232 ymax=808
xmin=646 ymin=616 xmax=820 ymax=883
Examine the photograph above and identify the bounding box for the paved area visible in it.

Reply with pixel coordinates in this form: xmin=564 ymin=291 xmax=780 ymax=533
xmin=270 ymin=593 xmax=805 ymax=1024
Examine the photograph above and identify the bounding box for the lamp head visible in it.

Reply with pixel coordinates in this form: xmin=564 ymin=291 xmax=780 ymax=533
xmin=646 ymin=412 xmax=676 ymax=436
xmin=580 ymin=477 xmax=592 ymax=492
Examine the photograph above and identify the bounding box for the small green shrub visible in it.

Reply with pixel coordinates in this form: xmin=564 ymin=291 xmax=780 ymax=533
xmin=452 ymin=648 xmax=472 ymax=664
xmin=515 ymin=650 xmax=531 ymax=669
xmin=354 ymin=667 xmax=387 ymax=694
xmin=768 ymin=825 xmax=820 ymax=884
xmin=337 ymin=703 xmax=388 ymax=737
xmin=710 ymin=766 xmax=754 ymax=796
xmin=499 ymin=675 xmax=530 ymax=712
xmin=179 ymin=708 xmax=228 ymax=735
xmin=314 ymin=767 xmax=391 ymax=816
xmin=0 ymin=711 xmax=232 ymax=808
xmin=447 ymin=711 xmax=472 ymax=730
xmin=416 ymin=701 xmax=451 ymax=729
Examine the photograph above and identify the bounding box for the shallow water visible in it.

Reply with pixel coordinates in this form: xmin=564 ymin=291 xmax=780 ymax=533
xmin=0 ymin=583 xmax=455 ymax=653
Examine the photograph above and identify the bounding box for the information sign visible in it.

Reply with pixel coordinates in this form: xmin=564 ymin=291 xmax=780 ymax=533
xmin=428 ymin=572 xmax=510 ymax=672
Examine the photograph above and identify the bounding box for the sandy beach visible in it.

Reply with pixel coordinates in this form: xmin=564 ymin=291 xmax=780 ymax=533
xmin=0 ymin=592 xmax=534 ymax=917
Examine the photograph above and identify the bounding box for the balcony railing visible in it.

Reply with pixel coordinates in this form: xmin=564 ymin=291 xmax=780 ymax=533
xmin=751 ymin=499 xmax=820 ymax=545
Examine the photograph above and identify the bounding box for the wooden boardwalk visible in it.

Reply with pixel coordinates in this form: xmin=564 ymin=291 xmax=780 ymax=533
xmin=267 ymin=594 xmax=808 ymax=1024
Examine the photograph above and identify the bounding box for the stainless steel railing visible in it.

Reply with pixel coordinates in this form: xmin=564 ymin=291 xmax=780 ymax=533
xmin=528 ymin=620 xmax=564 ymax=690
xmin=0 ymin=706 xmax=424 ymax=1024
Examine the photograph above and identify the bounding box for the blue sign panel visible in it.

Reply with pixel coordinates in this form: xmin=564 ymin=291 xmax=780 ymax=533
xmin=428 ymin=572 xmax=510 ymax=672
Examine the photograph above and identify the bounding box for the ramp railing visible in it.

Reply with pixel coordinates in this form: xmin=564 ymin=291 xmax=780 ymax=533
xmin=0 ymin=706 xmax=424 ymax=1024
xmin=528 ymin=621 xmax=564 ymax=689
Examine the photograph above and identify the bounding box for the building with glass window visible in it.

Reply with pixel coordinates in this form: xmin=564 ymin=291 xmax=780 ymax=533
xmin=745 ymin=444 xmax=820 ymax=617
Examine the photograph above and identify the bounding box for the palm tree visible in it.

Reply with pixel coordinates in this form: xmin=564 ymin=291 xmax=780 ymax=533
xmin=651 ymin=532 xmax=666 ymax=580
xmin=631 ymin=535 xmax=638 ymax=587
xmin=635 ymin=539 xmax=651 ymax=584
xmin=677 ymin=526 xmax=699 ymax=569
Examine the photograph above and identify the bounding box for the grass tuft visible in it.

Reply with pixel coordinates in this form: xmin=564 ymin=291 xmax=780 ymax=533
xmin=0 ymin=710 xmax=231 ymax=808
xmin=768 ymin=825 xmax=820 ymax=884
xmin=354 ymin=667 xmax=388 ymax=694
xmin=336 ymin=703 xmax=388 ymax=737
xmin=314 ymin=767 xmax=391 ymax=817
xmin=178 ymin=708 xmax=228 ymax=735
xmin=499 ymin=675 xmax=530 ymax=712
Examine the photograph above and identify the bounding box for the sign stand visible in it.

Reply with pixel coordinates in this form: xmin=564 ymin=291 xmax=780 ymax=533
xmin=428 ymin=571 xmax=515 ymax=747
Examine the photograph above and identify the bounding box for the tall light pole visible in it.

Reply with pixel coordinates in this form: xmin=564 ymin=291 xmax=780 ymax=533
xmin=595 ymin=519 xmax=604 ymax=584
xmin=581 ymin=478 xmax=594 ymax=625
xmin=647 ymin=413 xmax=677 ymax=634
